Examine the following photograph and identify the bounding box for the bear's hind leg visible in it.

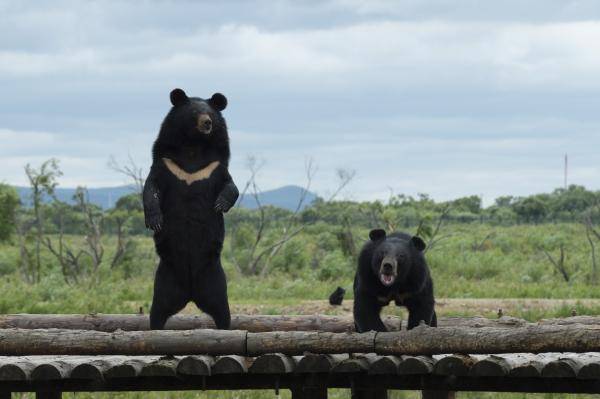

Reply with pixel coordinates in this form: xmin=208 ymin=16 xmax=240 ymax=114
xmin=192 ymin=258 xmax=231 ymax=330
xmin=150 ymin=261 xmax=189 ymax=330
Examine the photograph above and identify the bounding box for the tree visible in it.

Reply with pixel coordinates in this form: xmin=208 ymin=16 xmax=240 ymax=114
xmin=0 ymin=184 xmax=19 ymax=242
xmin=513 ymin=196 xmax=548 ymax=223
xmin=18 ymin=159 xmax=62 ymax=283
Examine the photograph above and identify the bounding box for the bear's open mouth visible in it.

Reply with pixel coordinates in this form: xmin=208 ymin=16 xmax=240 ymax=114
xmin=380 ymin=273 xmax=395 ymax=286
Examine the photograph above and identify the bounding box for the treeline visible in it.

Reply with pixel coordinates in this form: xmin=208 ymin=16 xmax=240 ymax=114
xmin=2 ymin=182 xmax=600 ymax=242
xmin=1 ymin=159 xmax=600 ymax=285
xmin=302 ymin=185 xmax=600 ymax=228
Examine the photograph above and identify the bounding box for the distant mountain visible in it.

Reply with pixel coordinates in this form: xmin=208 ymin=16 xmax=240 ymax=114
xmin=15 ymin=184 xmax=318 ymax=211
xmin=237 ymin=185 xmax=318 ymax=211
xmin=15 ymin=186 xmax=138 ymax=210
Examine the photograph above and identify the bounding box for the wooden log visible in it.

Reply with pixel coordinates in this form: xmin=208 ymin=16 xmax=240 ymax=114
xmin=0 ymin=360 xmax=35 ymax=381
xmin=397 ymin=356 xmax=436 ymax=375
xmin=104 ymin=358 xmax=150 ymax=379
xmin=0 ymin=313 xmax=389 ymax=332
xmin=32 ymin=361 xmax=75 ymax=381
xmin=375 ymin=324 xmax=600 ymax=355
xmin=246 ymin=331 xmax=376 ymax=356
xmin=470 ymin=355 xmax=512 ymax=376
xmin=296 ymin=354 xmax=348 ymax=373
xmin=176 ymin=355 xmax=214 ymax=376
xmin=434 ymin=355 xmax=477 ymax=376
xmin=0 ymin=314 xmax=542 ymax=332
xmin=0 ymin=329 xmax=247 ymax=356
xmin=249 ymin=354 xmax=295 ymax=374
xmin=369 ymin=355 xmax=402 ymax=375
xmin=576 ymin=353 xmax=600 ymax=379
xmin=212 ymin=355 xmax=252 ymax=374
xmin=139 ymin=356 xmax=180 ymax=377
xmin=508 ymin=353 xmax=558 ymax=378
xmin=4 ymin=324 xmax=600 ymax=357
xmin=332 ymin=353 xmax=380 ymax=373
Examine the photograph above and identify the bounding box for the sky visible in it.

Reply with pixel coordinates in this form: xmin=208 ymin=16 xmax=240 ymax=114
xmin=1 ymin=0 xmax=600 ymax=205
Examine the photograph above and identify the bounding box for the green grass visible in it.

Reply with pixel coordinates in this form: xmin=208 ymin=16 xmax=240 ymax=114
xmin=2 ymin=223 xmax=600 ymax=397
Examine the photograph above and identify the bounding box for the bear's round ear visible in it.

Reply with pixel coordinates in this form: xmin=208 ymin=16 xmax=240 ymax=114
xmin=209 ymin=93 xmax=227 ymax=111
xmin=170 ymin=88 xmax=189 ymax=107
xmin=369 ymin=229 xmax=386 ymax=242
xmin=411 ymin=236 xmax=426 ymax=252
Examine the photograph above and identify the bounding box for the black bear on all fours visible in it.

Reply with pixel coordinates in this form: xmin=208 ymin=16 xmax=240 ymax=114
xmin=353 ymin=229 xmax=437 ymax=332
xmin=143 ymin=88 xmax=239 ymax=330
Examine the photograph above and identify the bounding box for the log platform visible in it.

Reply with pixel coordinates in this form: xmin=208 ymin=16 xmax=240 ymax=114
xmin=0 ymin=353 xmax=599 ymax=397
xmin=0 ymin=314 xmax=600 ymax=397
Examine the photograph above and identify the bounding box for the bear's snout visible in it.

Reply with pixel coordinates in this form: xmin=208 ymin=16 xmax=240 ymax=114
xmin=196 ymin=113 xmax=212 ymax=134
xmin=382 ymin=262 xmax=394 ymax=274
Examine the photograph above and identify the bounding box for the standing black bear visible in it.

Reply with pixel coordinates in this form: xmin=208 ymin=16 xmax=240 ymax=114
xmin=143 ymin=88 xmax=239 ymax=330
xmin=353 ymin=229 xmax=436 ymax=332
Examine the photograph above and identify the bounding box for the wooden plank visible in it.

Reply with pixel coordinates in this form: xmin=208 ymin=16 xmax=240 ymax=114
xmin=176 ymin=355 xmax=214 ymax=376
xmin=249 ymin=354 xmax=295 ymax=374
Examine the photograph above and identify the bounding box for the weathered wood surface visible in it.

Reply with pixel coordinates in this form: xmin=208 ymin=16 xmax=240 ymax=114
xmin=0 ymin=313 xmax=392 ymax=332
xmin=3 ymin=324 xmax=600 ymax=356
xmin=246 ymin=331 xmax=377 ymax=356
xmin=0 ymin=329 xmax=247 ymax=356
xmin=0 ymin=314 xmax=584 ymax=332
xmin=0 ymin=353 xmax=596 ymax=381
xmin=375 ymin=324 xmax=600 ymax=355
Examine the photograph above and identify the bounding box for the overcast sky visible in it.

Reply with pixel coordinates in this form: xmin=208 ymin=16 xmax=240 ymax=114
xmin=2 ymin=0 xmax=600 ymax=204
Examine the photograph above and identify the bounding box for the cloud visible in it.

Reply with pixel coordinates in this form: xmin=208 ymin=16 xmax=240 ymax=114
xmin=1 ymin=1 xmax=600 ymax=203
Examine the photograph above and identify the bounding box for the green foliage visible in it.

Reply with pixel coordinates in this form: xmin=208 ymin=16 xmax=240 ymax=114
xmin=0 ymin=183 xmax=19 ymax=241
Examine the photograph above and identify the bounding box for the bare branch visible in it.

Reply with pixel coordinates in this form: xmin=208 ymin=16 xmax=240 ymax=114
xmin=542 ymin=245 xmax=570 ymax=282
xmin=327 ymin=168 xmax=356 ymax=202
xmin=108 ymin=154 xmax=145 ymax=196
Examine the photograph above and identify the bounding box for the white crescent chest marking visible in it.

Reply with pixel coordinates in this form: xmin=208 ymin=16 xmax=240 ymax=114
xmin=162 ymin=158 xmax=220 ymax=186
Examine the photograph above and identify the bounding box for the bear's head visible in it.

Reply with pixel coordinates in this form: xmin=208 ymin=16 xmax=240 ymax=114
xmin=367 ymin=229 xmax=426 ymax=287
xmin=155 ymin=88 xmax=229 ymax=158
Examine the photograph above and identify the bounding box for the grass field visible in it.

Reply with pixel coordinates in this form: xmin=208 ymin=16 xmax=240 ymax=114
xmin=1 ymin=223 xmax=599 ymax=397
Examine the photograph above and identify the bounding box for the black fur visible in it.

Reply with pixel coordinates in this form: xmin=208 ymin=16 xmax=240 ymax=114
xmin=143 ymin=88 xmax=239 ymax=330
xmin=328 ymin=286 xmax=346 ymax=306
xmin=353 ymin=229 xmax=436 ymax=332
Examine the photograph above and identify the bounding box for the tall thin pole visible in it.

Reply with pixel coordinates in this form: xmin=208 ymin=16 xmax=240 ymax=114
xmin=564 ymin=153 xmax=568 ymax=190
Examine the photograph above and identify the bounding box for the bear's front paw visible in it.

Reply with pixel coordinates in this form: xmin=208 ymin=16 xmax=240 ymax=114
xmin=214 ymin=196 xmax=234 ymax=213
xmin=145 ymin=212 xmax=163 ymax=232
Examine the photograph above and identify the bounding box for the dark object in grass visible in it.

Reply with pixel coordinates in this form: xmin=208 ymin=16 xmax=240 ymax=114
xmin=329 ymin=287 xmax=346 ymax=306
